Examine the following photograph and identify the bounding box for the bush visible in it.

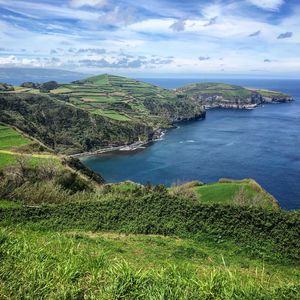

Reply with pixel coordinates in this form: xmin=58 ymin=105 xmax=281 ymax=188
xmin=0 ymin=83 xmax=14 ymax=91
xmin=55 ymin=172 xmax=92 ymax=193
xmin=11 ymin=181 xmax=71 ymax=204
xmin=21 ymin=82 xmax=38 ymax=88
xmin=169 ymin=182 xmax=199 ymax=201
xmin=39 ymin=81 xmax=59 ymax=92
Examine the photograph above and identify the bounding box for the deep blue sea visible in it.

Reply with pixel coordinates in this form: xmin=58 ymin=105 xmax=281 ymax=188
xmin=82 ymin=78 xmax=300 ymax=210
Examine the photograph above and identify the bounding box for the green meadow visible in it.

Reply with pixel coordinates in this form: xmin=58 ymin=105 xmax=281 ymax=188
xmin=0 ymin=125 xmax=31 ymax=150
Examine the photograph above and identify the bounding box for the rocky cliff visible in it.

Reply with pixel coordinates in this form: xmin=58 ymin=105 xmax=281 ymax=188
xmin=176 ymin=83 xmax=293 ymax=109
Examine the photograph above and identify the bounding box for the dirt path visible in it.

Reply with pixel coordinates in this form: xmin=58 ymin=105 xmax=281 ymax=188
xmin=0 ymin=149 xmax=58 ymax=159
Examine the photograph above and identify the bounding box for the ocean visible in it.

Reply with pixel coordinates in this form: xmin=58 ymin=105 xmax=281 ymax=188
xmin=82 ymin=78 xmax=300 ymax=210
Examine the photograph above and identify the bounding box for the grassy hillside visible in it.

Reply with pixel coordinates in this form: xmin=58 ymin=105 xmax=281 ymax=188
xmin=5 ymin=74 xmax=205 ymax=125
xmin=55 ymin=74 xmax=204 ymax=125
xmin=0 ymin=93 xmax=154 ymax=154
xmin=0 ymin=185 xmax=299 ymax=298
xmin=191 ymin=179 xmax=279 ymax=209
xmin=0 ymin=74 xmax=205 ymax=154
xmin=0 ymin=156 xmax=299 ymax=298
xmin=0 ymin=225 xmax=299 ymax=299
xmin=177 ymin=83 xmax=253 ymax=98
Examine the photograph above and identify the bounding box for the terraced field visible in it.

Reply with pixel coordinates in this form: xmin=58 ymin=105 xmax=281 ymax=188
xmin=0 ymin=125 xmax=31 ymax=150
xmin=6 ymin=74 xmax=204 ymax=126
xmin=0 ymin=124 xmax=59 ymax=169
xmin=58 ymin=74 xmax=179 ymax=123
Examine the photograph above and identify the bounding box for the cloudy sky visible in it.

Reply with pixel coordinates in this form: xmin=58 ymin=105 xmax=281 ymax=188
xmin=0 ymin=0 xmax=299 ymax=77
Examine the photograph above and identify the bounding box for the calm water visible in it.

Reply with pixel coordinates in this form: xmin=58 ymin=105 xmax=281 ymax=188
xmin=82 ymin=78 xmax=300 ymax=210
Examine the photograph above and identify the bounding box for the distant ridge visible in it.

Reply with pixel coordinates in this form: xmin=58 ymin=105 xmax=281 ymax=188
xmin=0 ymin=67 xmax=90 ymax=85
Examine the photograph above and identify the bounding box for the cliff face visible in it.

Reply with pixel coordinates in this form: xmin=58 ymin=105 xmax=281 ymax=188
xmin=0 ymin=93 xmax=155 ymax=154
xmin=176 ymin=83 xmax=293 ymax=109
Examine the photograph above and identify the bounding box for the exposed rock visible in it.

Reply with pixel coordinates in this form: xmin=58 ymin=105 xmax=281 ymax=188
xmin=176 ymin=83 xmax=293 ymax=110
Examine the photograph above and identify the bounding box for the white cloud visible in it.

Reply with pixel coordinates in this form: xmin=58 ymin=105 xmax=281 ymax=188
xmin=70 ymin=0 xmax=107 ymax=8
xmin=169 ymin=20 xmax=186 ymax=32
xmin=246 ymin=0 xmax=284 ymax=11
xmin=0 ymin=0 xmax=299 ymax=76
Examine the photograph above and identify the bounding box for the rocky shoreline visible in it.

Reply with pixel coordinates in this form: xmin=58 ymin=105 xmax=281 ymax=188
xmin=176 ymin=83 xmax=294 ymax=110
xmin=202 ymin=95 xmax=294 ymax=110
xmin=71 ymin=129 xmax=166 ymax=158
xmin=73 ymin=113 xmax=206 ymax=159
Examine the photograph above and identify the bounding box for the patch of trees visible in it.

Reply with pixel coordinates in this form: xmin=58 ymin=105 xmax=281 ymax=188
xmin=39 ymin=81 xmax=59 ymax=92
xmin=21 ymin=82 xmax=39 ymax=88
xmin=20 ymin=81 xmax=59 ymax=92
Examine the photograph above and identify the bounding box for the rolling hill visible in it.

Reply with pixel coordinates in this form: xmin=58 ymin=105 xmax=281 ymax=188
xmin=0 ymin=74 xmax=205 ymax=154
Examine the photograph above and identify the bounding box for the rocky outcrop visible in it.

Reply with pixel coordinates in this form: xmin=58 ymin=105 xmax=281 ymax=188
xmin=261 ymin=95 xmax=294 ymax=103
xmin=176 ymin=83 xmax=294 ymax=110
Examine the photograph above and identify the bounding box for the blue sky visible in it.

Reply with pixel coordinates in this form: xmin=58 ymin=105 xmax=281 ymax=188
xmin=0 ymin=0 xmax=299 ymax=77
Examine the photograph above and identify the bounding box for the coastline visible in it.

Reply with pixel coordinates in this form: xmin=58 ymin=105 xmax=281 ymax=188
xmin=73 ymin=112 xmax=206 ymax=159
xmin=71 ymin=99 xmax=293 ymax=159
xmin=72 ymin=129 xmax=167 ymax=159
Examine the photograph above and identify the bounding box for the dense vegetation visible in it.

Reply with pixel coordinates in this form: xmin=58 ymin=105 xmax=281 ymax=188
xmin=1 ymin=189 xmax=299 ymax=261
xmin=0 ymin=93 xmax=153 ymax=154
xmin=0 ymin=179 xmax=299 ymax=299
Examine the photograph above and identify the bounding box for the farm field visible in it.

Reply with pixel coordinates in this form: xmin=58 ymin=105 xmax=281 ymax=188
xmin=0 ymin=125 xmax=31 ymax=150
xmin=3 ymin=74 xmax=203 ymax=125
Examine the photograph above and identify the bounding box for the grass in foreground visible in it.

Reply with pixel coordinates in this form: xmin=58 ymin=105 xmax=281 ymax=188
xmin=0 ymin=226 xmax=299 ymax=299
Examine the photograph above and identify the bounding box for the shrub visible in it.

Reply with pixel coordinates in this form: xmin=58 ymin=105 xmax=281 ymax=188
xmin=20 ymin=82 xmax=38 ymax=88
xmin=5 ymin=179 xmax=99 ymax=205
xmin=11 ymin=181 xmax=70 ymax=204
xmin=169 ymin=183 xmax=199 ymax=201
xmin=39 ymin=81 xmax=59 ymax=92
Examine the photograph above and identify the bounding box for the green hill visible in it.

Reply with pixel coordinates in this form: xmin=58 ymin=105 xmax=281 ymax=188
xmin=0 ymin=74 xmax=205 ymax=154
xmin=176 ymin=82 xmax=293 ymax=109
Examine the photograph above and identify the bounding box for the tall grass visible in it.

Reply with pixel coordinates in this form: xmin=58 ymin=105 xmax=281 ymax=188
xmin=0 ymin=228 xmax=299 ymax=299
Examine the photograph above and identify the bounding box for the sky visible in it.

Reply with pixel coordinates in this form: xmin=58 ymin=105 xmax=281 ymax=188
xmin=0 ymin=0 xmax=299 ymax=77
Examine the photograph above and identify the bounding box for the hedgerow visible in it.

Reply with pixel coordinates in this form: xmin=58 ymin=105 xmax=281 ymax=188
xmin=1 ymin=192 xmax=299 ymax=263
